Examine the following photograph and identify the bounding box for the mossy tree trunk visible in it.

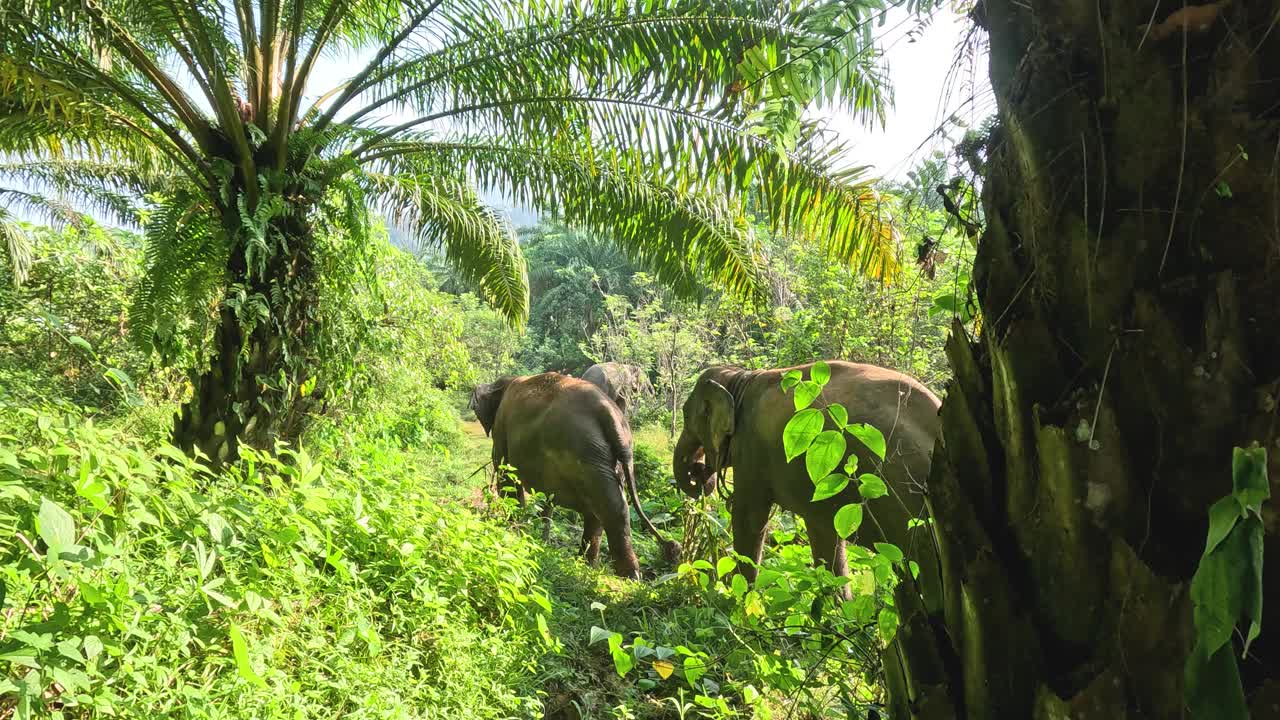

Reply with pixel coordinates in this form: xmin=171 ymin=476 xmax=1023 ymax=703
xmin=895 ymin=1 xmax=1280 ymax=717
xmin=172 ymin=206 xmax=319 ymax=466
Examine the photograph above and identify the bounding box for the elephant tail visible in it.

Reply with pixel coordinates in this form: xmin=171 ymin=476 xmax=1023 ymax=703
xmin=620 ymin=450 xmax=682 ymax=565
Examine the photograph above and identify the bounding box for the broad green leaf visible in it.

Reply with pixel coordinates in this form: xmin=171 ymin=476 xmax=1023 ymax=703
xmin=1203 ymin=496 xmax=1243 ymax=558
xmin=874 ymin=542 xmax=904 ymax=563
xmin=794 ymin=380 xmax=822 ymax=410
xmin=805 ymin=431 xmax=846 ymax=483
xmin=858 ymin=474 xmax=888 ymax=500
xmin=537 ymin=614 xmax=553 ymax=645
xmin=909 ymin=560 xmax=921 ymax=579
xmin=827 ymin=403 xmax=848 ymax=429
xmin=781 ymin=370 xmax=802 ymax=391
xmin=589 ymin=626 xmax=612 ymax=645
xmin=812 ymin=474 xmax=850 ymax=502
xmin=878 ymin=608 xmax=900 ymax=643
xmin=1243 ymin=516 xmax=1265 ymax=657
xmin=229 ymin=624 xmax=267 ymax=689
xmin=834 ymin=503 xmax=863 ymax=539
xmin=812 ymin=361 xmax=831 ymax=386
xmin=82 ymin=636 xmax=103 ymax=661
xmin=783 ymin=409 xmax=824 ymax=461
xmin=67 ymin=335 xmax=92 ymax=353
xmin=206 ymin=513 xmax=234 ymax=546
xmin=731 ymin=574 xmax=748 ymax=597
xmin=684 ymin=656 xmax=706 ymax=687
xmin=716 ymin=556 xmax=736 ymax=578
xmin=848 ymin=423 xmax=887 ymax=460
xmin=37 ymin=498 xmax=75 ymax=551
xmin=1232 ymin=445 xmax=1269 ymax=510
xmin=611 ymin=645 xmax=634 ymax=677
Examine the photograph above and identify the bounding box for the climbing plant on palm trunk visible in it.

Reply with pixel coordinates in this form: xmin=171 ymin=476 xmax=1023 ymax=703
xmin=893 ymin=2 xmax=1280 ymax=717
xmin=0 ymin=0 xmax=907 ymax=465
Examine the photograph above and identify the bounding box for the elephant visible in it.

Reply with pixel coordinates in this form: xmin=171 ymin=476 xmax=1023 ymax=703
xmin=671 ymin=361 xmax=942 ymax=608
xmin=469 ymin=372 xmax=680 ymax=578
xmin=581 ymin=362 xmax=653 ymax=417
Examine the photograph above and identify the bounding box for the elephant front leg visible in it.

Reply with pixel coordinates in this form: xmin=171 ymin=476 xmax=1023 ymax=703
xmin=730 ymin=495 xmax=772 ymax=586
xmin=579 ymin=513 xmax=603 ymax=566
xmin=807 ymin=518 xmax=852 ymax=601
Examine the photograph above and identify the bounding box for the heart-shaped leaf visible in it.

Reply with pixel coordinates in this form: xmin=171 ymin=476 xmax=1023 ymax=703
xmin=794 ymin=380 xmax=822 ymax=410
xmin=858 ymin=474 xmax=888 ymax=500
xmin=848 ymin=423 xmax=886 ymax=460
xmin=783 ymin=409 xmax=824 ymax=461
xmin=812 ymin=474 xmax=850 ymax=502
xmin=806 ymin=431 xmax=847 ymax=483
xmin=812 ymin=361 xmax=831 ymax=386
xmin=834 ymin=503 xmax=864 ymax=539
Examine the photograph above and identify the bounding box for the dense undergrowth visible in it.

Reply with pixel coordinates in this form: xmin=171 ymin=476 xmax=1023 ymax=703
xmin=2 ymin=392 xmax=900 ymax=719
xmin=1 ymin=218 xmax=936 ymax=718
xmin=1 ymin=404 xmax=553 ymax=719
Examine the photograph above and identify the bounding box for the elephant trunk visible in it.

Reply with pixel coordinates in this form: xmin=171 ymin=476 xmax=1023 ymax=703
xmin=673 ymin=430 xmax=716 ymax=498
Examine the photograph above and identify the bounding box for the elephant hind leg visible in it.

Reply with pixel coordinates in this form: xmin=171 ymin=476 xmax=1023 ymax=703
xmin=604 ymin=519 xmax=641 ymax=579
xmin=579 ymin=513 xmax=603 ymax=566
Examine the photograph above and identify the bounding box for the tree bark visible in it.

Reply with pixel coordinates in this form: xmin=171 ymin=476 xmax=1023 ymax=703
xmin=898 ymin=2 xmax=1280 ymax=717
xmin=172 ymin=208 xmax=318 ymax=466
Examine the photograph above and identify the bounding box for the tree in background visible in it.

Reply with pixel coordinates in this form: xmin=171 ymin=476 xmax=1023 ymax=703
xmin=0 ymin=0 xmax=911 ymax=465
xmin=897 ymin=2 xmax=1280 ymax=717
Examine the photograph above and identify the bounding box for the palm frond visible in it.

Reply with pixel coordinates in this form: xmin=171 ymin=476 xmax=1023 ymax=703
xmin=358 ymin=168 xmax=529 ymax=324
xmin=0 ymin=207 xmax=33 ymax=286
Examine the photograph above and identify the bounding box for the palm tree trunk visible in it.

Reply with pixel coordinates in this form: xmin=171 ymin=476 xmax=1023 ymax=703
xmin=895 ymin=2 xmax=1280 ymax=717
xmin=172 ymin=209 xmax=318 ymax=465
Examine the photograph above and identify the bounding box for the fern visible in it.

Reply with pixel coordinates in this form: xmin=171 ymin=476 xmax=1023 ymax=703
xmin=128 ymin=191 xmax=227 ymax=359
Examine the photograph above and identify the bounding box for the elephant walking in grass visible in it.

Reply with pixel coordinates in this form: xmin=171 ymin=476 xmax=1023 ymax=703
xmin=469 ymin=372 xmax=680 ymax=578
xmin=671 ymin=361 xmax=947 ymax=716
xmin=581 ymin=362 xmax=653 ymax=417
xmin=671 ymin=361 xmax=942 ymax=608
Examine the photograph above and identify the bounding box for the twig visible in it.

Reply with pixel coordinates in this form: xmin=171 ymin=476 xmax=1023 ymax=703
xmin=1087 ymin=338 xmax=1120 ymax=450
xmin=1158 ymin=7 xmax=1190 ymax=277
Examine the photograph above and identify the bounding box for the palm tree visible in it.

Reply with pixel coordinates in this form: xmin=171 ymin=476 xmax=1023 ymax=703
xmin=0 ymin=0 xmax=903 ymax=464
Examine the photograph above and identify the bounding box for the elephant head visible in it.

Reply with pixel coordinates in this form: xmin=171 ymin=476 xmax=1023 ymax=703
xmin=468 ymin=378 xmax=511 ymax=436
xmin=673 ymin=373 xmax=736 ymax=498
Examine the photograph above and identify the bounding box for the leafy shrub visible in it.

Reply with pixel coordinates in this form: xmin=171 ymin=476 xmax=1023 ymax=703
xmin=632 ymin=443 xmax=667 ymax=496
xmin=0 ymin=404 xmax=555 ymax=719
xmin=0 ymin=225 xmax=184 ymax=413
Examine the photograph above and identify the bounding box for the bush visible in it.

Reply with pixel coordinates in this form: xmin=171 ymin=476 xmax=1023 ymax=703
xmin=0 ymin=403 xmax=555 ymax=719
xmin=632 ymin=442 xmax=668 ymax=496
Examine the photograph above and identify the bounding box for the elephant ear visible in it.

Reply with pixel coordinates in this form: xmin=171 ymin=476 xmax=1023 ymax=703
xmin=701 ymin=379 xmax=736 ymax=464
xmin=471 ymin=382 xmax=504 ymax=436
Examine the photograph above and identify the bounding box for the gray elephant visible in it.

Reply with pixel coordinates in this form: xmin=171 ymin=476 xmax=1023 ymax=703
xmin=469 ymin=372 xmax=679 ymax=578
xmin=671 ymin=361 xmax=942 ymax=608
xmin=581 ymin=362 xmax=653 ymax=417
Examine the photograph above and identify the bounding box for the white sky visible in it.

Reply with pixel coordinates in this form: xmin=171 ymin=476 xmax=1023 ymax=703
xmin=826 ymin=5 xmax=993 ymax=180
